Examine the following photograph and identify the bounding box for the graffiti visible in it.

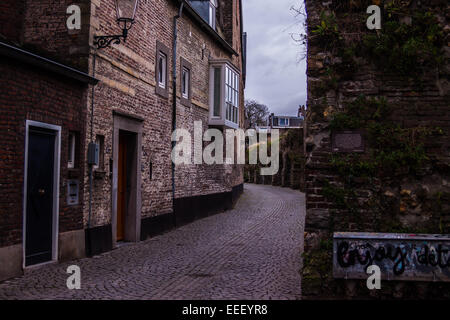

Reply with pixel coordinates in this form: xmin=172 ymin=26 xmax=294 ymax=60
xmin=337 ymin=241 xmax=407 ymax=275
xmin=333 ymin=233 xmax=450 ymax=282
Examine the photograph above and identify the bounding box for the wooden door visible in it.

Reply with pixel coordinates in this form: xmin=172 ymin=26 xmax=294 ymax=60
xmin=117 ymin=133 xmax=127 ymax=241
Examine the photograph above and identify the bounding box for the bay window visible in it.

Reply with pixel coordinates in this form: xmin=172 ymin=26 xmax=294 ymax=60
xmin=209 ymin=60 xmax=240 ymax=129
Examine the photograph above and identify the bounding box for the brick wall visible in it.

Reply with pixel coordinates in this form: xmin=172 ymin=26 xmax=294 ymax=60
xmin=0 ymin=58 xmax=88 ymax=248
xmin=303 ymin=0 xmax=450 ymax=299
xmin=84 ymin=0 xmax=244 ymax=227
xmin=21 ymin=0 xmax=91 ymax=70
xmin=0 ymin=0 xmax=26 ymax=42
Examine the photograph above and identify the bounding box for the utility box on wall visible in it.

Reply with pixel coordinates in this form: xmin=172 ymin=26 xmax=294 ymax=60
xmin=67 ymin=180 xmax=79 ymax=206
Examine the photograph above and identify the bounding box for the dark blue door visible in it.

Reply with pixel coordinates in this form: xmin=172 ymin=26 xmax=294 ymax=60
xmin=25 ymin=127 xmax=56 ymax=266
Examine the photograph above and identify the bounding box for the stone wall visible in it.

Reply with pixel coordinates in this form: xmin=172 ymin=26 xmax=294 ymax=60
xmin=303 ymin=0 xmax=450 ymax=299
xmin=245 ymin=128 xmax=305 ymax=191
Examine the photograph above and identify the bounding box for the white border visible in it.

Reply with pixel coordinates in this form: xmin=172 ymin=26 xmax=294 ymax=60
xmin=22 ymin=120 xmax=61 ymax=269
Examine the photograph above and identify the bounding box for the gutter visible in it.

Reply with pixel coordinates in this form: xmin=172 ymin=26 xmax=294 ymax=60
xmin=172 ymin=0 xmax=238 ymax=56
xmin=0 ymin=41 xmax=98 ymax=85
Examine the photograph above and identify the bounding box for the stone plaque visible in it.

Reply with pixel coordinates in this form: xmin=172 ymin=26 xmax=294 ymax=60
xmin=333 ymin=232 xmax=450 ymax=282
xmin=332 ymin=131 xmax=364 ymax=153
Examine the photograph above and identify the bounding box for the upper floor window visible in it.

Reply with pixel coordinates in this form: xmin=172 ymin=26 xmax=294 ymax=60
xmin=209 ymin=0 xmax=217 ymax=29
xmin=279 ymin=118 xmax=290 ymax=127
xmin=209 ymin=60 xmax=240 ymax=129
xmin=188 ymin=0 xmax=217 ymax=29
xmin=182 ymin=67 xmax=190 ymax=99
xmin=155 ymin=41 xmax=169 ymax=98
xmin=180 ymin=57 xmax=192 ymax=107
xmin=225 ymin=66 xmax=239 ymax=124
xmin=158 ymin=52 xmax=167 ymax=89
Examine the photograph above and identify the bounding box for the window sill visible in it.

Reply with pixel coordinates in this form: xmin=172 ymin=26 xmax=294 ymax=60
xmin=155 ymin=85 xmax=169 ymax=99
xmin=208 ymin=118 xmax=239 ymax=130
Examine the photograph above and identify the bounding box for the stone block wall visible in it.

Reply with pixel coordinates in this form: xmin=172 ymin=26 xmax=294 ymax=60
xmin=303 ymin=0 xmax=450 ymax=299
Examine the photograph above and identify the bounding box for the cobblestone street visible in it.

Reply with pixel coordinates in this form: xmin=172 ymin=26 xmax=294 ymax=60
xmin=0 ymin=184 xmax=305 ymax=300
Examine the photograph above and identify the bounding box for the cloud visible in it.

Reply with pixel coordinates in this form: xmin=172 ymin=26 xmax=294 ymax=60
xmin=243 ymin=0 xmax=307 ymax=116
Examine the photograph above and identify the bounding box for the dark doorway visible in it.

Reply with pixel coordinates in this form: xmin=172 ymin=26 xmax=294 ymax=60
xmin=25 ymin=127 xmax=56 ymax=266
xmin=117 ymin=130 xmax=137 ymax=242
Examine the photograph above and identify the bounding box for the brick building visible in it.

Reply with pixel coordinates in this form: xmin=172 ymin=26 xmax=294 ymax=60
xmin=0 ymin=0 xmax=245 ymax=281
xmin=0 ymin=0 xmax=97 ymax=281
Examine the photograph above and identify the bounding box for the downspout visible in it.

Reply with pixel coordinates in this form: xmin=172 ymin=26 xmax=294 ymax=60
xmin=172 ymin=2 xmax=184 ymax=227
xmin=87 ymin=49 xmax=97 ymax=256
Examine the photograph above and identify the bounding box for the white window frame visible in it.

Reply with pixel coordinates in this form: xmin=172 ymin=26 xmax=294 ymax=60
xmin=182 ymin=67 xmax=190 ymax=99
xmin=157 ymin=51 xmax=167 ymax=89
xmin=279 ymin=118 xmax=290 ymax=127
xmin=209 ymin=60 xmax=240 ymax=129
xmin=209 ymin=0 xmax=217 ymax=29
xmin=68 ymin=132 xmax=76 ymax=169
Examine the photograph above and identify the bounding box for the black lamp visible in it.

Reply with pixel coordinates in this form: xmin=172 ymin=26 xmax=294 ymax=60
xmin=94 ymin=0 xmax=139 ymax=49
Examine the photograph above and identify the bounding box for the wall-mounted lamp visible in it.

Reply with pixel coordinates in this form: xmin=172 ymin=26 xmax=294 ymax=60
xmin=94 ymin=0 xmax=139 ymax=49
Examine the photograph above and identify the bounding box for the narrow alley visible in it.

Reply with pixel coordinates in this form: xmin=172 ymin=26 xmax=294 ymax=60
xmin=0 ymin=184 xmax=305 ymax=300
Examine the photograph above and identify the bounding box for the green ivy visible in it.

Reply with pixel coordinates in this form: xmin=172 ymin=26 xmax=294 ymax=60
xmin=361 ymin=12 xmax=445 ymax=75
xmin=312 ymin=11 xmax=341 ymax=47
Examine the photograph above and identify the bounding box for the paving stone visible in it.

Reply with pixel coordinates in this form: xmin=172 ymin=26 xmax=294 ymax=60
xmin=0 ymin=184 xmax=305 ymax=300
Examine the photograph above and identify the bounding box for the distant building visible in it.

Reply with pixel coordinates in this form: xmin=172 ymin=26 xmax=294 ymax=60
xmin=256 ymin=105 xmax=305 ymax=133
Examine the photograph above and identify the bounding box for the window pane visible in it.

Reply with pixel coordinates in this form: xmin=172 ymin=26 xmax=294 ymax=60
xmin=182 ymin=68 xmax=189 ymax=98
xmin=213 ymin=67 xmax=221 ymax=117
xmin=158 ymin=53 xmax=166 ymax=88
xmin=182 ymin=70 xmax=186 ymax=94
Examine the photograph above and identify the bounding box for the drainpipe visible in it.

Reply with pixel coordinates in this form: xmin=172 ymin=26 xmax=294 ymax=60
xmin=86 ymin=49 xmax=97 ymax=257
xmin=172 ymin=2 xmax=184 ymax=227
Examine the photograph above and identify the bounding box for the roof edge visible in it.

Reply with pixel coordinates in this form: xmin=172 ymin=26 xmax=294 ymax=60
xmin=0 ymin=41 xmax=98 ymax=85
xmin=173 ymin=0 xmax=238 ymax=56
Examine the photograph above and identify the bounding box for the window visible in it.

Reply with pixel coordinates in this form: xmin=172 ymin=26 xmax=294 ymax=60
xmin=93 ymin=135 xmax=104 ymax=170
xmin=155 ymin=41 xmax=169 ymax=98
xmin=209 ymin=0 xmax=217 ymax=29
xmin=158 ymin=52 xmax=166 ymax=89
xmin=279 ymin=118 xmax=290 ymax=127
xmin=213 ymin=67 xmax=221 ymax=117
xmin=180 ymin=58 xmax=192 ymax=107
xmin=182 ymin=67 xmax=190 ymax=99
xmin=225 ymin=65 xmax=239 ymax=124
xmin=209 ymin=60 xmax=240 ymax=129
xmin=68 ymin=132 xmax=76 ymax=169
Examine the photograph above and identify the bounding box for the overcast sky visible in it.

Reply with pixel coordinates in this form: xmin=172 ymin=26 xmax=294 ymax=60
xmin=243 ymin=0 xmax=307 ymax=116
